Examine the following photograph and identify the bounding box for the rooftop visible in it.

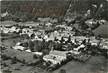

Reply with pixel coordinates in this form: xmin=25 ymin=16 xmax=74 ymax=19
xmin=49 ymin=50 xmax=68 ymax=57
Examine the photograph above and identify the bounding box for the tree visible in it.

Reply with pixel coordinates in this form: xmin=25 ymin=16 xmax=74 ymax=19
xmin=33 ymin=54 xmax=38 ymax=59
xmin=59 ymin=69 xmax=66 ymax=73
xmin=82 ymin=39 xmax=86 ymax=45
xmin=60 ymin=37 xmax=65 ymax=43
xmin=21 ymin=34 xmax=30 ymax=39
xmin=88 ymin=0 xmax=108 ymax=19
xmin=54 ymin=37 xmax=58 ymax=41
xmin=11 ymin=57 xmax=17 ymax=64
xmin=67 ymin=35 xmax=71 ymax=43
xmin=30 ymin=33 xmax=35 ymax=39
xmin=3 ymin=69 xmax=12 ymax=73
xmin=28 ymin=41 xmax=34 ymax=51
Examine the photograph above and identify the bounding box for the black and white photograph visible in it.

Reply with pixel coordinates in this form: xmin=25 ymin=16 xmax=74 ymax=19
xmin=0 ymin=0 xmax=108 ymax=73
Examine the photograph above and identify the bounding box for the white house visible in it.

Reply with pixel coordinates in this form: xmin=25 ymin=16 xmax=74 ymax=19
xmin=13 ymin=45 xmax=25 ymax=51
xmin=3 ymin=28 xmax=9 ymax=33
xmin=32 ymin=52 xmax=43 ymax=56
xmin=69 ymin=50 xmax=81 ymax=55
xmin=25 ymin=49 xmax=32 ymax=52
xmin=9 ymin=26 xmax=16 ymax=33
xmin=1 ymin=11 xmax=9 ymax=17
xmin=73 ymin=44 xmax=85 ymax=51
xmin=43 ymin=50 xmax=67 ymax=65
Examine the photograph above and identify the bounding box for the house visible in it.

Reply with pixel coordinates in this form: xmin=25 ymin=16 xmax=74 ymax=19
xmin=13 ymin=45 xmax=25 ymax=51
xmin=69 ymin=50 xmax=81 ymax=55
xmin=9 ymin=26 xmax=16 ymax=33
xmin=25 ymin=49 xmax=31 ymax=52
xmin=101 ymin=42 xmax=108 ymax=50
xmin=43 ymin=50 xmax=67 ymax=65
xmin=13 ymin=42 xmax=26 ymax=51
xmin=32 ymin=52 xmax=43 ymax=56
xmin=3 ymin=28 xmax=9 ymax=33
xmin=68 ymin=44 xmax=85 ymax=55
xmin=90 ymin=39 xmax=99 ymax=46
xmin=45 ymin=23 xmax=52 ymax=27
xmin=73 ymin=44 xmax=85 ymax=51
xmin=1 ymin=11 xmax=9 ymax=17
xmin=25 ymin=49 xmax=43 ymax=56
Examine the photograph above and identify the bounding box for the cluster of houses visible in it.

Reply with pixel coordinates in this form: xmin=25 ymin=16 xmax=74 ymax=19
xmin=0 ymin=23 xmax=75 ymax=42
xmin=13 ymin=41 xmax=43 ymax=56
xmin=12 ymin=34 xmax=107 ymax=68
xmin=0 ymin=25 xmax=20 ymax=34
xmin=1 ymin=23 xmax=108 ymax=70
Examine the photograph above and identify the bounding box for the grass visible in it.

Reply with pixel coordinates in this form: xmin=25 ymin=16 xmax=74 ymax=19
xmin=52 ymin=56 xmax=107 ymax=73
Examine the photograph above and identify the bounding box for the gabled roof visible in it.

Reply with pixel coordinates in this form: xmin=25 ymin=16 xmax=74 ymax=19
xmin=50 ymin=50 xmax=67 ymax=57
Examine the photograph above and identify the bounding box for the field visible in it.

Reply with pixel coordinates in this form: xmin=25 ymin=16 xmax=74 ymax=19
xmin=93 ymin=22 xmax=108 ymax=38
xmin=53 ymin=56 xmax=107 ymax=73
xmin=1 ymin=47 xmax=107 ymax=73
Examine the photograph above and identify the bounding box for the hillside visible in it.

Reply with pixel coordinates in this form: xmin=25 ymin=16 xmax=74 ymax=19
xmin=1 ymin=0 xmax=108 ymax=21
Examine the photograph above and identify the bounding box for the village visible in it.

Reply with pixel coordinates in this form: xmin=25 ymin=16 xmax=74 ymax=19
xmin=0 ymin=19 xmax=108 ymax=73
xmin=0 ymin=0 xmax=108 ymax=73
